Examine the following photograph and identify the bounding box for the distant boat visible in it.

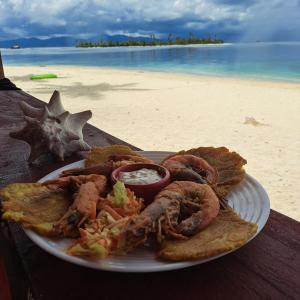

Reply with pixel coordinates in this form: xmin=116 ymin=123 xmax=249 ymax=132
xmin=10 ymin=44 xmax=21 ymax=49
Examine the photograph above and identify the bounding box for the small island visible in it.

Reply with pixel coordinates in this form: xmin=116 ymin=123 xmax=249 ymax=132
xmin=76 ymin=34 xmax=223 ymax=48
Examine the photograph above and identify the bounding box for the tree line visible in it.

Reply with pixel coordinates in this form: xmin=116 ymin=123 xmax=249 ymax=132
xmin=76 ymin=33 xmax=224 ymax=48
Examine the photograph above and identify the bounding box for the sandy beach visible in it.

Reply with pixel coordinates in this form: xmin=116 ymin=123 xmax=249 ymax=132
xmin=5 ymin=65 xmax=300 ymax=221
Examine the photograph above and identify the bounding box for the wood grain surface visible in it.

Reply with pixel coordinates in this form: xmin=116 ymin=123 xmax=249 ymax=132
xmin=0 ymin=90 xmax=299 ymax=300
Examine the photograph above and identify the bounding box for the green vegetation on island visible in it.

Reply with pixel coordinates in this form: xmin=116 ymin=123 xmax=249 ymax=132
xmin=76 ymin=34 xmax=224 ymax=48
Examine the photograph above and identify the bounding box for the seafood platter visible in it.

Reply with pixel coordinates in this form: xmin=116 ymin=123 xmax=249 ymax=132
xmin=0 ymin=145 xmax=270 ymax=272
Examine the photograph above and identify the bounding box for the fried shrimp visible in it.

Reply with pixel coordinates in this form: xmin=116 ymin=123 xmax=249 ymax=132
xmin=119 ymin=181 xmax=220 ymax=252
xmin=43 ymin=174 xmax=107 ymax=236
xmin=161 ymin=154 xmax=218 ymax=185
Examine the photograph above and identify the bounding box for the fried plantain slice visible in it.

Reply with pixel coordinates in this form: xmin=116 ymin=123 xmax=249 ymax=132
xmin=85 ymin=145 xmax=142 ymax=167
xmin=159 ymin=208 xmax=257 ymax=261
xmin=161 ymin=147 xmax=247 ymax=197
xmin=0 ymin=183 xmax=72 ymax=236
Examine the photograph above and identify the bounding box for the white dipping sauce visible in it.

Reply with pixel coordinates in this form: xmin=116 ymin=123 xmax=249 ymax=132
xmin=119 ymin=168 xmax=162 ymax=185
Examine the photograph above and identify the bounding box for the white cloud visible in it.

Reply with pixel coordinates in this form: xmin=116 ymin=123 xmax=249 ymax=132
xmin=185 ymin=22 xmax=208 ymax=30
xmin=0 ymin=0 xmax=299 ymax=41
xmin=105 ymin=29 xmax=161 ymax=38
xmin=2 ymin=26 xmax=27 ymax=37
xmin=28 ymin=32 xmax=96 ymax=40
xmin=0 ymin=0 xmax=244 ymax=25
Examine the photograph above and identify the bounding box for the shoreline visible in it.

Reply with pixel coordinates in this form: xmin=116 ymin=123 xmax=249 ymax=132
xmin=5 ymin=64 xmax=300 ymax=85
xmin=5 ymin=65 xmax=300 ymax=221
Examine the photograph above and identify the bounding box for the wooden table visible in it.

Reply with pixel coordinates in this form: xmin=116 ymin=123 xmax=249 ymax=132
xmin=1 ymin=87 xmax=300 ymax=300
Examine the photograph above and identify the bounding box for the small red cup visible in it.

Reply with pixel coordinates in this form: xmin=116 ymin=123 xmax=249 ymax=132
xmin=111 ymin=163 xmax=171 ymax=204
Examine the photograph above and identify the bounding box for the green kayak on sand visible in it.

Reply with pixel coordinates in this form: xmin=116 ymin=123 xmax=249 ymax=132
xmin=30 ymin=74 xmax=58 ymax=80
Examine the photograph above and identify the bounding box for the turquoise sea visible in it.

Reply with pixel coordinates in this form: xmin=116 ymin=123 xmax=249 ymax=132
xmin=1 ymin=42 xmax=300 ymax=82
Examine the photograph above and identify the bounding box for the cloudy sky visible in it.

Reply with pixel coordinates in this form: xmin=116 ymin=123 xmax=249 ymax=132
xmin=0 ymin=0 xmax=300 ymax=42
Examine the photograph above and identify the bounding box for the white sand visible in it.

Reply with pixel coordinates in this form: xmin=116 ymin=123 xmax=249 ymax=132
xmin=5 ymin=65 xmax=300 ymax=221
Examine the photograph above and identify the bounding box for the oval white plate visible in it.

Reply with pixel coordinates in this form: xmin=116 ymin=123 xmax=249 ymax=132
xmin=24 ymin=151 xmax=270 ymax=272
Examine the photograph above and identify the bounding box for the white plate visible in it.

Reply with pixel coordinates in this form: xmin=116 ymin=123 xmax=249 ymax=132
xmin=24 ymin=151 xmax=270 ymax=272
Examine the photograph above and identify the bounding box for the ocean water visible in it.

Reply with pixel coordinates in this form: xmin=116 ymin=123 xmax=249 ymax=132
xmin=1 ymin=42 xmax=300 ymax=82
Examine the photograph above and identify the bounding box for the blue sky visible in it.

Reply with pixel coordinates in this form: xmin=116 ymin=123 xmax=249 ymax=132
xmin=0 ymin=0 xmax=300 ymax=42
